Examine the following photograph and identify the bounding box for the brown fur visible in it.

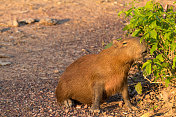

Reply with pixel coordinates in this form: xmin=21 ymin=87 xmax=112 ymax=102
xmin=55 ymin=37 xmax=147 ymax=111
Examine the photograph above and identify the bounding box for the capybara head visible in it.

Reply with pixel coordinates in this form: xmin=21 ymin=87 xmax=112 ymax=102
xmin=112 ymin=38 xmax=147 ymax=61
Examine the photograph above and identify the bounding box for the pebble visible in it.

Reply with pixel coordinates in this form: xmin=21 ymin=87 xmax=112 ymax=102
xmin=123 ymin=112 xmax=128 ymax=115
xmin=49 ymin=109 xmax=52 ymax=112
xmin=76 ymin=105 xmax=82 ymax=109
xmin=25 ymin=18 xmax=36 ymax=24
xmin=57 ymin=2 xmax=62 ymax=5
xmin=0 ymin=54 xmax=13 ymax=58
xmin=141 ymin=111 xmax=154 ymax=117
xmin=39 ymin=18 xmax=58 ymax=26
xmin=114 ymin=2 xmax=118 ymax=4
xmin=0 ymin=61 xmax=12 ymax=66
xmin=53 ymin=69 xmax=59 ymax=73
xmin=12 ymin=19 xmax=19 ymax=27
xmin=84 ymin=104 xmax=88 ymax=109
xmin=7 ymin=19 xmax=19 ymax=27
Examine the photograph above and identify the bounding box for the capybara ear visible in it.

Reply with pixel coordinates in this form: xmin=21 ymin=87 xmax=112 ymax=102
xmin=113 ymin=40 xmax=119 ymax=48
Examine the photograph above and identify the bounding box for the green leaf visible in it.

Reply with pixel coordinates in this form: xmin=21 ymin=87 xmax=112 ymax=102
xmin=150 ymin=43 xmax=157 ymax=55
xmin=104 ymin=42 xmax=112 ymax=49
xmin=150 ymin=29 xmax=157 ymax=39
xmin=142 ymin=60 xmax=152 ymax=75
xmin=172 ymin=56 xmax=176 ymax=69
xmin=171 ymin=40 xmax=176 ymax=51
xmin=144 ymin=33 xmax=150 ymax=39
xmin=135 ymin=82 xmax=142 ymax=95
xmin=120 ymin=0 xmax=175 ymax=85
xmin=142 ymin=60 xmax=152 ymax=69
xmin=156 ymin=54 xmax=164 ymax=62
xmin=149 ymin=20 xmax=157 ymax=29
xmin=140 ymin=38 xmax=144 ymax=43
xmin=125 ymin=8 xmax=133 ymax=17
xmin=146 ymin=62 xmax=152 ymax=75
xmin=145 ymin=1 xmax=153 ymax=10
xmin=156 ymin=16 xmax=161 ymax=22
xmin=162 ymin=62 xmax=169 ymax=68
xmin=165 ymin=79 xmax=170 ymax=87
xmin=164 ymin=32 xmax=171 ymax=40
xmin=118 ymin=10 xmax=124 ymax=16
xmin=132 ymin=29 xmax=141 ymax=37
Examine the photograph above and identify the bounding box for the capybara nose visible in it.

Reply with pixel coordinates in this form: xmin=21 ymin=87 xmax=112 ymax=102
xmin=142 ymin=50 xmax=147 ymax=54
xmin=142 ymin=50 xmax=147 ymax=56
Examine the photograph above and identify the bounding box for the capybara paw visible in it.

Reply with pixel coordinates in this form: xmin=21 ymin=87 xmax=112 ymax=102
xmin=90 ymin=109 xmax=101 ymax=113
xmin=90 ymin=106 xmax=101 ymax=113
xmin=130 ymin=105 xmax=138 ymax=110
xmin=64 ymin=99 xmax=74 ymax=107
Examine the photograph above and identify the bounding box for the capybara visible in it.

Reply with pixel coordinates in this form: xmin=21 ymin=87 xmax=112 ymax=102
xmin=55 ymin=37 xmax=147 ymax=112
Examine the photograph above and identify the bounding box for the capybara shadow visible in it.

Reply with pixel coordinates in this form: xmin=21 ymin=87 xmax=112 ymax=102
xmin=55 ymin=37 xmax=147 ymax=112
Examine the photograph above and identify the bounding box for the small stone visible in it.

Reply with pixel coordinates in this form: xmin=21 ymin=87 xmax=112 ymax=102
xmin=65 ymin=109 xmax=69 ymax=113
xmin=102 ymin=112 xmax=107 ymax=115
xmin=25 ymin=18 xmax=36 ymax=24
xmin=0 ymin=54 xmax=13 ymax=58
xmin=141 ymin=111 xmax=154 ymax=117
xmin=91 ymin=109 xmax=100 ymax=113
xmin=39 ymin=18 xmax=58 ymax=26
xmin=145 ymin=94 xmax=150 ymax=99
xmin=76 ymin=105 xmax=81 ymax=109
xmin=84 ymin=104 xmax=88 ymax=109
xmin=53 ymin=69 xmax=59 ymax=73
xmin=57 ymin=2 xmax=62 ymax=5
xmin=123 ymin=112 xmax=128 ymax=115
xmin=7 ymin=20 xmax=19 ymax=27
xmin=49 ymin=109 xmax=52 ymax=112
xmin=119 ymin=3 xmax=124 ymax=6
xmin=0 ymin=61 xmax=12 ymax=66
xmin=114 ymin=2 xmax=118 ymax=4
xmin=41 ymin=77 xmax=50 ymax=79
xmin=13 ymin=19 xmax=19 ymax=27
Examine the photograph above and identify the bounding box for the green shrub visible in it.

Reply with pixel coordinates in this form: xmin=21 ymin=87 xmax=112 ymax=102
xmin=118 ymin=0 xmax=176 ymax=86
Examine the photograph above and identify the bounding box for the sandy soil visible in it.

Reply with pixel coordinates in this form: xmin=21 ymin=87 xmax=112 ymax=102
xmin=0 ymin=0 xmax=175 ymax=116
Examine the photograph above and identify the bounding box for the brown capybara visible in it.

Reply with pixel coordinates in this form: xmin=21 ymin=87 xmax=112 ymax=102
xmin=55 ymin=37 xmax=147 ymax=112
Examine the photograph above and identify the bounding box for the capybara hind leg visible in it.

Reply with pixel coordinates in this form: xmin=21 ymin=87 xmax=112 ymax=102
xmin=91 ymin=83 xmax=104 ymax=113
xmin=63 ymin=99 xmax=74 ymax=107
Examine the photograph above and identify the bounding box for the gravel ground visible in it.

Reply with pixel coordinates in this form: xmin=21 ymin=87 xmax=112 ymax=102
xmin=0 ymin=18 xmax=127 ymax=116
xmin=0 ymin=0 xmax=176 ymax=116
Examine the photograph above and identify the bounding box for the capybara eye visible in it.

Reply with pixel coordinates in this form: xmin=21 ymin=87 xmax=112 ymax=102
xmin=123 ymin=42 xmax=127 ymax=45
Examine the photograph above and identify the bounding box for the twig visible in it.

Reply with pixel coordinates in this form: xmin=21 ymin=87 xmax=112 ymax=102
xmin=144 ymin=76 xmax=163 ymax=84
xmin=163 ymin=4 xmax=168 ymax=19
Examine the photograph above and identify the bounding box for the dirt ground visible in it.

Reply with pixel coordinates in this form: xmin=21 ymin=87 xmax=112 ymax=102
xmin=0 ymin=0 xmax=176 ymax=116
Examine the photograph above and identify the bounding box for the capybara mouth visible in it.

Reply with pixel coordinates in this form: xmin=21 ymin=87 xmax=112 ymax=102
xmin=142 ymin=50 xmax=147 ymax=56
xmin=142 ymin=50 xmax=147 ymax=54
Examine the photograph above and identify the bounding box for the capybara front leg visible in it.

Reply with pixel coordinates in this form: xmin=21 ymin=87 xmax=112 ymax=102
xmin=121 ymin=83 xmax=133 ymax=109
xmin=91 ymin=83 xmax=104 ymax=113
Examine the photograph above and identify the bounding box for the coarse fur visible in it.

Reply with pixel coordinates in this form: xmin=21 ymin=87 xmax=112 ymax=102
xmin=55 ymin=37 xmax=147 ymax=111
